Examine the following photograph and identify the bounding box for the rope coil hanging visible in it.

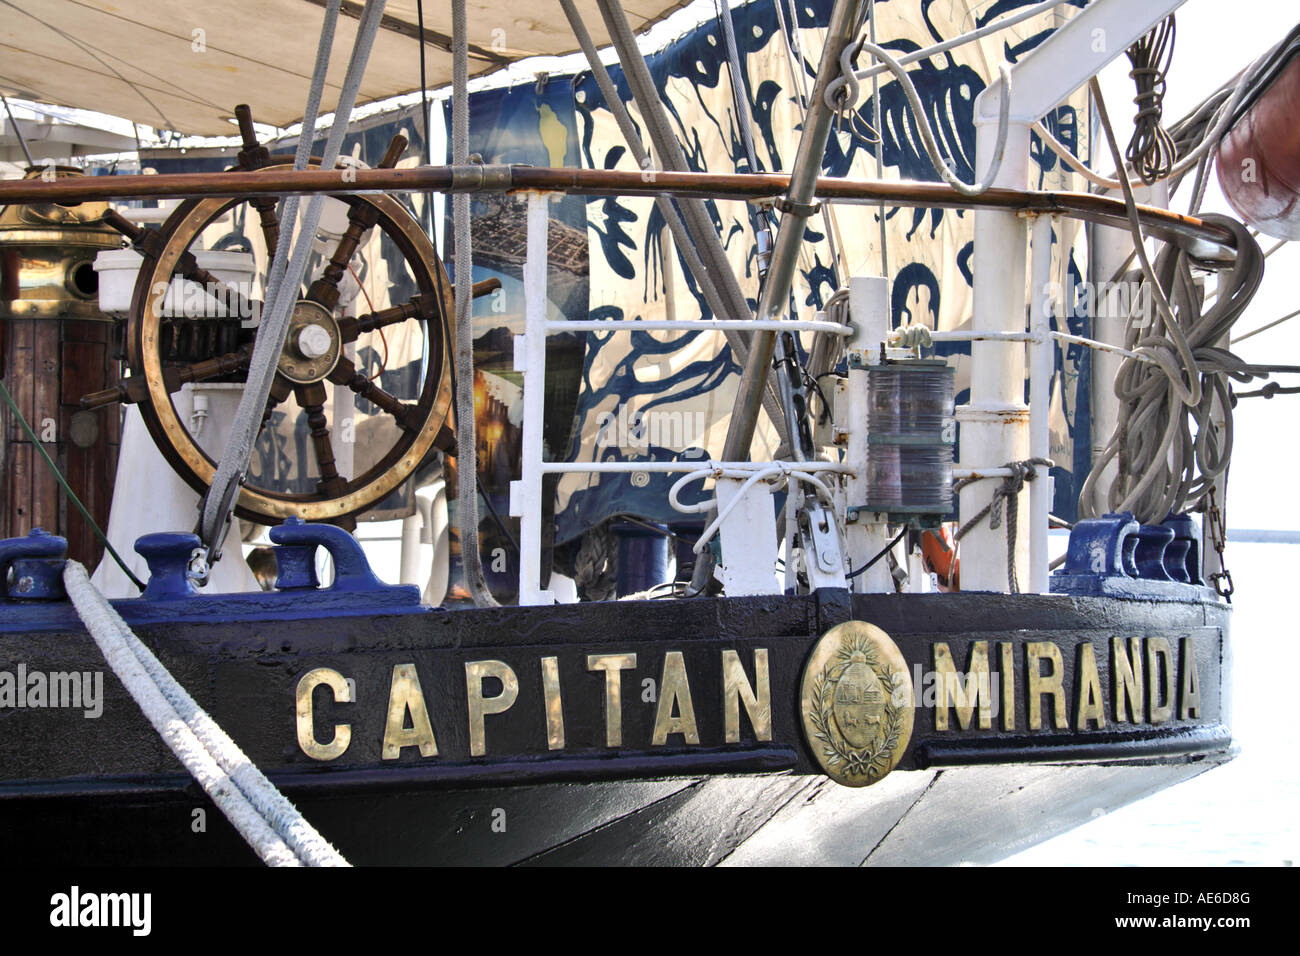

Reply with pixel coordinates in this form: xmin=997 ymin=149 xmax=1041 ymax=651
xmin=1125 ymin=15 xmax=1178 ymax=185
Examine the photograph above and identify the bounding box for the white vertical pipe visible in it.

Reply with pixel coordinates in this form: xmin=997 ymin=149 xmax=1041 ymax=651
xmin=958 ymin=120 xmax=1031 ymax=593
xmin=845 ymin=276 xmax=895 ymax=593
xmin=510 ymin=191 xmax=553 ymax=605
xmin=399 ymin=511 xmax=422 ymax=585
xmin=960 ymin=0 xmax=1189 ymax=590
xmin=1029 ymin=215 xmax=1054 ymax=593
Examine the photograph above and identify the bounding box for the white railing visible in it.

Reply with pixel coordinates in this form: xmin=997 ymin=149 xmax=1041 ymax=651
xmin=509 ymin=190 xmax=856 ymax=605
xmin=511 ymin=197 xmax=1124 ymax=600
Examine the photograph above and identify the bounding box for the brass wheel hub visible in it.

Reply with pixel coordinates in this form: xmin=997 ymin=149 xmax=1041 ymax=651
xmin=277 ymin=299 xmax=341 ymax=384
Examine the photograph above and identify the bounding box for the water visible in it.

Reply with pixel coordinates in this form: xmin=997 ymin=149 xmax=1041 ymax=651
xmin=998 ymin=542 xmax=1300 ymax=866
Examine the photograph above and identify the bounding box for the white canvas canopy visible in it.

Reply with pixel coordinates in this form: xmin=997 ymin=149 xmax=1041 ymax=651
xmin=0 ymin=112 xmax=137 ymax=162
xmin=0 ymin=0 xmax=691 ymax=135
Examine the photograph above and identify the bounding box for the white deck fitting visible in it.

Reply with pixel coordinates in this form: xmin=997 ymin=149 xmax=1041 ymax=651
xmin=712 ymin=476 xmax=781 ymax=596
xmin=92 ymin=395 xmax=259 ymax=599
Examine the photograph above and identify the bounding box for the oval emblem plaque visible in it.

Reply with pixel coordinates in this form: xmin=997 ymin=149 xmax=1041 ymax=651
xmin=800 ymin=621 xmax=914 ymax=787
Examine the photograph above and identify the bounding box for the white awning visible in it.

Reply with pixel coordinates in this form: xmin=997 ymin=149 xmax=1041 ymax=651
xmin=0 ymin=113 xmax=138 ymax=162
xmin=0 ymin=1 xmax=691 ymax=136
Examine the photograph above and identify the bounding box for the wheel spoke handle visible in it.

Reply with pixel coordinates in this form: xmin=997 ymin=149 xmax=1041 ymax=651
xmin=80 ymin=344 xmax=253 ymax=409
xmin=328 ymin=356 xmax=424 ymax=432
xmin=234 ymin=104 xmax=281 ymax=257
xmin=295 ymin=381 xmax=347 ymax=497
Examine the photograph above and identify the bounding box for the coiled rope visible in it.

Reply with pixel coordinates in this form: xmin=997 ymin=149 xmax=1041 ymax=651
xmin=1125 ymin=15 xmax=1178 ymax=185
xmin=1080 ymin=79 xmax=1278 ymax=524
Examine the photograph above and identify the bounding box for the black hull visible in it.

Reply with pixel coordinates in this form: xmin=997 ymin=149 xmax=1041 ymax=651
xmin=3 ymin=756 xmax=1229 ymax=866
xmin=0 ymin=584 xmax=1233 ymax=866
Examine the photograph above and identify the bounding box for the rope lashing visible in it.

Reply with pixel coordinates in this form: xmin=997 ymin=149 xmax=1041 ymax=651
xmin=954 ymin=458 xmax=1053 ymax=594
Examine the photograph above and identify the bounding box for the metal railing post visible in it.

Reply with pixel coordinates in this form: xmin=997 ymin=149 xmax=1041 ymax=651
xmin=510 ymin=191 xmax=554 ymax=606
xmin=1029 ymin=214 xmax=1055 ymax=593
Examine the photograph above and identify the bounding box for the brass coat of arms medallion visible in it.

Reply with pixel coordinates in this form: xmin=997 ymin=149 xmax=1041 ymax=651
xmin=800 ymin=621 xmax=914 ymax=787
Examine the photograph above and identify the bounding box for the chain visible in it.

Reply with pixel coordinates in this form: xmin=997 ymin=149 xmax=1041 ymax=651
xmin=1206 ymin=486 xmax=1232 ymax=601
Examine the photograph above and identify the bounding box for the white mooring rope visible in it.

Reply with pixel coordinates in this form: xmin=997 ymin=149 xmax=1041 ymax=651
xmin=63 ymin=562 xmax=349 ymax=867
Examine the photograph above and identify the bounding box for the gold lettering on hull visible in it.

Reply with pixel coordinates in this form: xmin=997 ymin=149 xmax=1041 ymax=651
xmin=1026 ymin=642 xmax=1069 ymax=731
xmin=722 ymin=649 xmax=772 ymax=743
xmin=652 ymin=651 xmax=700 ymax=745
xmin=1113 ymin=637 xmax=1144 ymax=723
xmin=1000 ymin=642 xmax=1015 ymax=731
xmin=932 ymin=636 xmax=1211 ymax=735
xmin=382 ymin=663 xmax=438 ymax=759
xmin=296 ymin=667 xmax=352 ymax=761
xmin=465 ymin=660 xmax=519 ymax=757
xmin=1076 ymin=643 xmax=1106 ymax=729
xmin=290 ymin=634 xmax=1212 ymax=764
xmin=1180 ymin=637 xmax=1202 ymax=720
xmin=587 ymin=653 xmax=637 ymax=748
xmin=933 ymin=642 xmax=992 ymax=731
xmin=541 ymin=656 xmax=565 ymax=751
xmin=1147 ymin=637 xmax=1175 ymax=725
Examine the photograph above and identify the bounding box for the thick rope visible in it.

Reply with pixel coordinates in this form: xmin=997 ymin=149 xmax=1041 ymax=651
xmin=574 ymin=521 xmax=618 ymax=602
xmin=63 ymin=562 xmax=348 ymax=867
xmin=450 ymin=0 xmax=498 ymax=608
xmin=954 ymin=458 xmax=1052 ymax=594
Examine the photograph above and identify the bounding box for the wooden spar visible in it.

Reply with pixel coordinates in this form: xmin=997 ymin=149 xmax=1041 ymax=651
xmin=0 ymin=165 xmax=1238 ymax=255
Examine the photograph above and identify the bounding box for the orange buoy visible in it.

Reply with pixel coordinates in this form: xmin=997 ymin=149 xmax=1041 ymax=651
xmin=921 ymin=526 xmax=959 ymax=591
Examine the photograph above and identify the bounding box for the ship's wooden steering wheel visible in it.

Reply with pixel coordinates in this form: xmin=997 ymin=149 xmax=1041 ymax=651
xmin=86 ymin=119 xmax=455 ymax=528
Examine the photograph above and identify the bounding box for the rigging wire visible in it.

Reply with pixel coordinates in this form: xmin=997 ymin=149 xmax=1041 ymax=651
xmin=1232 ymin=305 xmax=1300 ymax=346
xmin=416 ymin=0 xmax=434 ymax=236
xmin=867 ymin=0 xmax=888 ymax=277
xmin=0 ymin=0 xmax=195 ymax=130
xmin=1 ymin=94 xmax=34 ymax=167
xmin=771 ymin=0 xmax=848 ymax=289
